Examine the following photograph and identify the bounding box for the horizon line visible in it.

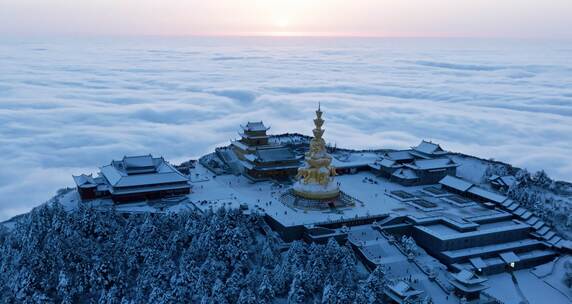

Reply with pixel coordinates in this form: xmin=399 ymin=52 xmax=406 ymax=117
xmin=1 ymin=30 xmax=572 ymax=41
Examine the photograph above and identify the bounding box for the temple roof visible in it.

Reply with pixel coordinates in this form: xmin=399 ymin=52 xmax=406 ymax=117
xmin=467 ymin=186 xmax=508 ymax=204
xmin=414 ymin=140 xmax=447 ymax=153
xmin=73 ymin=174 xmax=97 ymax=188
xmin=449 ymin=270 xmax=488 ymax=293
xmin=406 ymin=158 xmax=459 ymax=170
xmin=392 ymin=168 xmax=419 ymax=180
xmin=387 ymin=281 xmax=424 ymax=298
xmin=440 ymin=175 xmax=474 ymax=192
xmin=255 ymin=147 xmax=300 ymax=163
xmin=121 ymin=155 xmax=156 ymax=174
xmin=238 ymin=132 xmax=269 ymax=139
xmin=379 ymin=159 xmax=397 ymax=167
xmin=100 ymin=155 xmax=188 ymax=189
xmin=489 ymin=175 xmax=516 ymax=188
xmin=241 ymin=121 xmax=269 ymax=132
xmin=499 ymin=251 xmax=520 ymax=264
xmin=382 ymin=150 xmax=415 ymax=161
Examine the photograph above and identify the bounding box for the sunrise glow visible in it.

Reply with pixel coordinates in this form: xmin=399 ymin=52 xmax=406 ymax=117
xmin=0 ymin=0 xmax=571 ymax=38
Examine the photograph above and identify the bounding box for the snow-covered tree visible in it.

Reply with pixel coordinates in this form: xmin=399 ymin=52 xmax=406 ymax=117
xmin=483 ymin=163 xmax=511 ymax=182
xmin=533 ymin=170 xmax=553 ymax=188
xmin=211 ymin=278 xmax=230 ymax=304
xmin=257 ymin=274 xmax=275 ymax=304
xmin=564 ymin=260 xmax=572 ymax=289
xmin=321 ymin=283 xmax=337 ymax=304
xmin=237 ymin=288 xmax=257 ymax=304
xmin=401 ymin=235 xmax=420 ymax=257
xmin=0 ymin=203 xmax=365 ymax=303
xmin=356 ymin=265 xmax=387 ymax=303
xmin=287 ymin=271 xmax=306 ymax=304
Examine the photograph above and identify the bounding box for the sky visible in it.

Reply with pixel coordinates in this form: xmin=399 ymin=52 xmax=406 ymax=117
xmin=1 ymin=0 xmax=572 ymax=38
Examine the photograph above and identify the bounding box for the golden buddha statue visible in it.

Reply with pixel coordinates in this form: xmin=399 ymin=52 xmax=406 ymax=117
xmin=293 ymin=104 xmax=340 ymax=200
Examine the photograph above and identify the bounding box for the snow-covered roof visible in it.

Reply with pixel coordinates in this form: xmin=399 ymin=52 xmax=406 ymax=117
xmin=106 ymin=171 xmax=188 ymax=188
xmin=514 ymin=207 xmax=527 ymax=216
xmin=392 ymin=168 xmax=419 ymax=180
xmin=123 ymin=155 xmax=154 ymax=170
xmin=412 ymin=140 xmax=448 ymax=155
xmin=244 ymin=154 xmax=257 ymax=162
xmin=241 ymin=121 xmax=269 ymax=132
xmin=443 ymin=239 xmax=541 ymax=260
xmin=450 ymin=270 xmax=488 ymax=292
xmin=469 ymin=257 xmax=487 ymax=270
xmin=255 ymin=147 xmax=298 ymax=163
xmin=379 ymin=158 xmax=397 ymax=168
xmin=507 ymin=202 xmax=520 ymax=211
xmin=383 ymin=150 xmax=414 ymax=161
xmin=100 ymin=155 xmax=188 ymax=189
xmin=331 ymin=157 xmax=373 ymax=169
xmin=73 ymin=174 xmax=97 ymax=188
xmin=453 ymin=270 xmax=487 ymax=284
xmin=387 ymin=281 xmax=424 ymax=298
xmin=489 ymin=175 xmax=516 ymax=187
xmin=499 ymin=251 xmax=520 ymax=264
xmin=406 ymin=158 xmax=458 ymax=170
xmin=501 ymin=176 xmax=516 ymax=185
xmin=467 ymin=187 xmax=507 ymax=204
xmin=238 ymin=132 xmax=269 ymax=140
xmin=110 ymin=183 xmax=190 ymax=195
xmin=501 ymin=199 xmax=515 ymax=208
xmin=417 ymin=220 xmax=529 ymax=241
xmin=238 ymin=159 xmax=255 ymax=170
xmin=231 ymin=140 xmax=260 ymax=152
xmin=439 ymin=175 xmax=474 ymax=192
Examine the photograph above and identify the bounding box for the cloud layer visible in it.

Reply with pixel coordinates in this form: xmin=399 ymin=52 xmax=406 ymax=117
xmin=0 ymin=37 xmax=571 ymax=220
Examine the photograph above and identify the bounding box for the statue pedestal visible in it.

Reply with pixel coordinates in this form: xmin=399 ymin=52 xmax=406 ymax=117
xmin=292 ymin=180 xmax=339 ymax=200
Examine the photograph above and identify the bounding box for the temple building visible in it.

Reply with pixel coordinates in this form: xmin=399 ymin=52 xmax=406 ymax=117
xmin=73 ymin=155 xmax=191 ymax=203
xmin=232 ymin=121 xmax=271 ymax=155
xmin=292 ymin=105 xmax=340 ymax=200
xmin=384 ymin=281 xmax=424 ymax=304
xmin=448 ymin=270 xmax=488 ymax=301
xmin=409 ymin=140 xmax=450 ymax=159
xmin=231 ymin=121 xmax=302 ymax=181
xmin=370 ymin=140 xmax=459 ymax=186
xmin=488 ymin=174 xmax=516 ymax=192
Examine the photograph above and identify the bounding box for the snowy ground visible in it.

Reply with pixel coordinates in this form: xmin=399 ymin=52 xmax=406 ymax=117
xmin=486 ymin=268 xmax=570 ymax=304
xmin=451 ymin=154 xmax=489 ymax=185
xmin=331 ymin=151 xmax=380 ymax=168
xmin=530 ymin=256 xmax=572 ymax=302
xmin=185 ymin=162 xmax=505 ymax=228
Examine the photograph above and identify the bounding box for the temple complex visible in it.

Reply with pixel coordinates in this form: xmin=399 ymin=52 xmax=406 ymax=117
xmin=231 ymin=121 xmax=301 ymax=181
xmin=67 ymin=106 xmax=571 ymax=303
xmin=292 ymin=105 xmax=340 ymax=200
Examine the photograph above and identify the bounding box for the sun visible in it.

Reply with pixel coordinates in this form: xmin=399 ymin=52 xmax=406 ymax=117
xmin=274 ymin=16 xmax=290 ymax=29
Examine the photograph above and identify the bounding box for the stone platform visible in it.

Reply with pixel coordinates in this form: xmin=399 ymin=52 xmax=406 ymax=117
xmin=292 ymin=180 xmax=340 ymax=200
xmin=279 ymin=189 xmax=358 ymax=210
